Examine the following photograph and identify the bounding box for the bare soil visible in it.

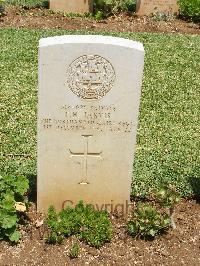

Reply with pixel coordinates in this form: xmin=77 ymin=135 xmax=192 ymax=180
xmin=0 ymin=6 xmax=200 ymax=35
xmin=0 ymin=199 xmax=200 ymax=265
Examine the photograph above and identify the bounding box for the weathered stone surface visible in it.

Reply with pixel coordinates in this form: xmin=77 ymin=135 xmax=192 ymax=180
xmin=37 ymin=35 xmax=144 ymax=214
xmin=50 ymin=0 xmax=93 ymax=13
xmin=136 ymin=0 xmax=179 ymax=16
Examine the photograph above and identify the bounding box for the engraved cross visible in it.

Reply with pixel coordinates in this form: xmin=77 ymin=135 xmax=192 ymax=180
xmin=69 ymin=135 xmax=102 ymax=185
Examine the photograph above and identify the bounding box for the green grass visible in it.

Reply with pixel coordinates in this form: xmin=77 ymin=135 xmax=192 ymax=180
xmin=0 ymin=29 xmax=199 ymax=198
xmin=5 ymin=0 xmax=48 ymax=8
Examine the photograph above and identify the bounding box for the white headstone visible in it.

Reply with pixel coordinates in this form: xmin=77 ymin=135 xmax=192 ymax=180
xmin=136 ymin=0 xmax=179 ymax=16
xmin=50 ymin=0 xmax=93 ymax=14
xmin=37 ymin=35 xmax=144 ymax=214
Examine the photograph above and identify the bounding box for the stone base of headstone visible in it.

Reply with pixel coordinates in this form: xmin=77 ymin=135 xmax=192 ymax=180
xmin=136 ymin=0 xmax=179 ymax=16
xmin=50 ymin=0 xmax=93 ymax=13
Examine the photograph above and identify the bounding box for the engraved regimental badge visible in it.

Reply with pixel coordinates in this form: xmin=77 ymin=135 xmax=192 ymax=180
xmin=67 ymin=55 xmax=115 ymax=100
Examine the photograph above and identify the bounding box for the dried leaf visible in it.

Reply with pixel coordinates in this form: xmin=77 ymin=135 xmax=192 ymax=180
xmin=35 ymin=219 xmax=44 ymax=228
xmin=14 ymin=202 xmax=26 ymax=212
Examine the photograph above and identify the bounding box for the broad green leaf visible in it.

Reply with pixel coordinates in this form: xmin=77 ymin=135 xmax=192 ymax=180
xmin=14 ymin=176 xmax=29 ymax=195
xmin=1 ymin=193 xmax=15 ymax=210
xmin=2 ymin=214 xmax=18 ymax=229
xmin=9 ymin=230 xmax=21 ymax=242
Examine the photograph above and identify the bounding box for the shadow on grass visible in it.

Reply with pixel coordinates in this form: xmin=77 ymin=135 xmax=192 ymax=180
xmin=188 ymin=166 xmax=200 ymax=203
xmin=26 ymin=174 xmax=37 ymax=203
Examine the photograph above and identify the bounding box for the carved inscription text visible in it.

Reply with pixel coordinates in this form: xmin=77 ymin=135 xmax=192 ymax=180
xmin=41 ymin=105 xmax=134 ymax=134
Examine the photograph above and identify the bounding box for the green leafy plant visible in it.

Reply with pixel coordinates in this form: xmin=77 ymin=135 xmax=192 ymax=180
xmin=128 ymin=183 xmax=180 ymax=239
xmin=62 ymin=11 xmax=92 ymax=19
xmin=0 ymin=175 xmax=29 ymax=243
xmin=127 ymin=203 xmax=170 ymax=238
xmin=45 ymin=201 xmax=112 ymax=248
xmin=152 ymin=11 xmax=175 ymax=21
xmin=94 ymin=0 xmax=136 ymax=17
xmin=0 ymin=0 xmax=5 ymax=16
xmin=153 ymin=183 xmax=180 ymax=229
xmin=122 ymin=0 xmax=136 ymax=12
xmin=69 ymin=243 xmax=80 ymax=259
xmin=178 ymin=0 xmax=200 ymax=21
xmin=94 ymin=10 xmax=104 ymax=21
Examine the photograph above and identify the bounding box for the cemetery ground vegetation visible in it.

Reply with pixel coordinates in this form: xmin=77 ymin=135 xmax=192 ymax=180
xmin=45 ymin=201 xmax=112 ymax=248
xmin=0 ymin=0 xmax=199 ymax=34
xmin=3 ymin=0 xmax=200 ymax=22
xmin=93 ymin=0 xmax=136 ymax=19
xmin=127 ymin=184 xmax=181 ymax=238
xmin=68 ymin=242 xmax=80 ymax=259
xmin=127 ymin=203 xmax=171 ymax=239
xmin=0 ymin=199 xmax=199 ymax=264
xmin=0 ymin=174 xmax=29 ymax=242
xmin=178 ymin=0 xmax=200 ymax=22
xmin=0 ymin=28 xmax=199 ymax=199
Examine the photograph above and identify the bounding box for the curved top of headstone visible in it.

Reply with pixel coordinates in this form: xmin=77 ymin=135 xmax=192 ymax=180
xmin=39 ymin=35 xmax=144 ymax=52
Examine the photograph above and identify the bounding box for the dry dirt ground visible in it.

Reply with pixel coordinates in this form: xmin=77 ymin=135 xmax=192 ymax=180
xmin=0 ymin=6 xmax=199 ymax=35
xmin=0 ymin=200 xmax=200 ymax=265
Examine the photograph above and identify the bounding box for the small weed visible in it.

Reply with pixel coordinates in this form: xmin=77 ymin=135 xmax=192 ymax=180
xmin=152 ymin=183 xmax=180 ymax=229
xmin=94 ymin=10 xmax=105 ymax=21
xmin=0 ymin=175 xmax=29 ymax=243
xmin=94 ymin=0 xmax=136 ymax=18
xmin=45 ymin=201 xmax=112 ymax=248
xmin=63 ymin=12 xmax=92 ymax=19
xmin=69 ymin=243 xmax=80 ymax=259
xmin=152 ymin=11 xmax=176 ymax=21
xmin=127 ymin=203 xmax=170 ymax=239
xmin=128 ymin=183 xmax=180 ymax=239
